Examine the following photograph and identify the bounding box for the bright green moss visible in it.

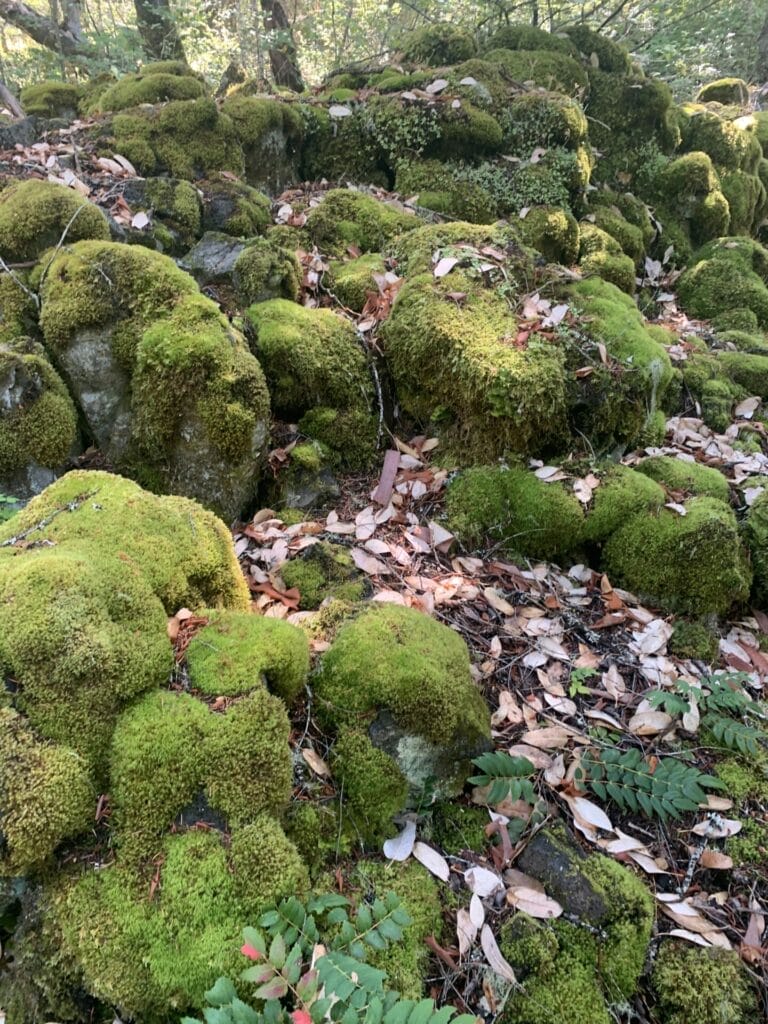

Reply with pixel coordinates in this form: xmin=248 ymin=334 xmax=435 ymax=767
xmin=331 ymin=729 xmax=408 ymax=845
xmin=142 ymin=176 xmax=201 ymax=241
xmin=587 ymin=206 xmax=645 ymax=263
xmin=430 ymin=100 xmax=503 ymax=159
xmin=583 ymin=465 xmax=665 ymax=543
xmin=233 ymin=237 xmax=299 ymax=306
xmin=430 ymin=801 xmax=489 ymax=855
xmin=328 ymin=253 xmax=385 ymax=312
xmin=110 ymin=690 xmax=211 ymax=862
xmin=186 ymin=608 xmax=309 ymax=701
xmin=298 ymin=405 xmax=378 ymax=470
xmin=383 ymin=269 xmax=569 ymax=459
xmin=204 ymin=688 xmax=293 ymax=826
xmin=395 ymin=159 xmax=497 ymax=222
xmin=697 ymin=78 xmax=749 ymax=106
xmin=721 ymin=168 xmax=765 ymax=234
xmin=306 ymin=188 xmax=417 ymax=254
xmin=284 ymin=799 xmax=348 ymax=878
xmin=389 ymin=221 xmax=520 ymax=275
xmin=668 ymin=619 xmax=719 ymax=662
xmin=112 ymin=97 xmax=244 ymax=180
xmin=485 ymin=48 xmax=587 ymax=97
xmin=681 ymin=108 xmax=760 ymax=172
xmin=716 ymin=329 xmax=768 ymax=355
xmin=602 ymin=497 xmax=751 ymax=614
xmin=20 ymin=80 xmax=82 ymax=117
xmin=651 ymin=943 xmax=758 ymax=1024
xmin=716 ymin=351 xmax=768 ymax=394
xmin=578 ymin=222 xmax=622 ymax=257
xmin=0 ymin=340 xmax=78 ymax=477
xmin=0 ymin=271 xmax=36 ymax=343
xmin=220 ymin=96 xmax=303 ymax=189
xmin=341 ymin=859 xmax=443 ymax=998
xmin=636 ymin=454 xmax=730 ymax=501
xmin=727 ymin=817 xmax=768 ymax=866
xmin=230 ymin=817 xmax=310 ymax=907
xmin=315 ymin=603 xmax=490 ymax=748
xmin=96 ymin=72 xmax=206 ymax=112
xmin=290 ymin=440 xmax=324 ymax=472
xmin=518 ymin=205 xmax=579 ymax=264
xmin=565 ymin=24 xmax=632 ymax=72
xmin=580 ymin=250 xmax=636 ymax=293
xmin=502 ymin=90 xmax=587 ymax=154
xmin=281 ymin=541 xmax=367 ymax=610
xmin=400 ymin=23 xmax=476 ymax=64
xmin=713 ymin=307 xmax=760 ymax=333
xmin=743 ymin=489 xmax=768 ymax=605
xmin=446 ymin=464 xmax=585 ymax=559
xmin=0 ymin=708 xmax=94 ymax=874
xmin=694 ymin=235 xmax=768 ymax=279
xmin=0 ymin=179 xmax=109 ymax=262
xmin=486 ymin=24 xmax=575 ymax=54
xmin=246 ymin=298 xmax=373 ymax=417
xmin=592 ymin=189 xmax=655 ymax=245
xmin=715 ymin=755 xmax=768 ymax=803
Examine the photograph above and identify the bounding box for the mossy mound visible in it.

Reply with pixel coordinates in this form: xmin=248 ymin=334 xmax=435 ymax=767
xmin=678 ymin=238 xmax=768 ymax=326
xmin=651 ymin=942 xmax=758 ymax=1024
xmin=20 ymin=80 xmax=82 ymax=118
xmin=331 ymin=729 xmax=409 ymax=845
xmin=743 ymin=488 xmax=768 ymax=605
xmin=199 ymin=175 xmax=271 ymax=236
xmin=697 ymin=77 xmax=749 ymax=106
xmin=220 ymin=96 xmax=303 ymax=192
xmin=39 ymin=240 xmax=270 ymax=516
xmin=120 ymin=176 xmax=202 ymax=252
xmin=0 ymin=179 xmax=109 ymax=263
xmin=518 ymin=205 xmax=580 ymax=264
xmin=297 ymin=405 xmax=378 ymax=470
xmin=485 ymin=24 xmax=576 ymax=56
xmin=668 ymin=619 xmax=719 ymax=662
xmin=583 ymin=465 xmax=665 ymax=543
xmin=315 ymin=603 xmax=491 ymax=798
xmin=0 ymin=338 xmax=78 ymax=492
xmin=399 ymin=24 xmax=477 ymax=65
xmin=328 ymin=253 xmax=387 ymax=311
xmin=233 ymin=236 xmax=300 ymax=305
xmin=111 ymin=96 xmax=244 ymax=181
xmin=394 ymin=158 xmax=498 ymax=221
xmin=485 ymin=48 xmax=587 ymax=96
xmin=280 ymin=541 xmax=368 ymax=610
xmin=306 ymin=188 xmax=418 ymax=254
xmin=636 ymin=454 xmax=730 ymax=501
xmin=0 ymin=470 xmax=248 ymax=766
xmin=602 ymin=496 xmax=751 ymax=614
xmin=95 ymin=68 xmax=206 ymax=113
xmin=446 ymin=464 xmax=585 ymax=559
xmin=186 ymin=608 xmax=309 ymax=701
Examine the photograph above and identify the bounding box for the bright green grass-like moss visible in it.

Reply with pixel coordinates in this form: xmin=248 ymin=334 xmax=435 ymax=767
xmin=200 ymin=175 xmax=271 ymax=237
xmin=697 ymin=78 xmax=749 ymax=105
xmin=328 ymin=253 xmax=386 ymax=312
xmin=713 ymin=307 xmax=760 ymax=333
xmin=0 ymin=708 xmax=94 ymax=874
xmin=518 ymin=205 xmax=579 ymax=264
xmin=486 ymin=24 xmax=576 ymax=55
xmin=583 ymin=465 xmax=665 ymax=543
xmin=186 ymin=609 xmax=309 ymax=701
xmin=306 ymin=188 xmax=418 ymax=254
xmin=565 ymin=23 xmax=632 ymax=72
xmin=96 ymin=72 xmax=206 ymax=112
xmin=446 ymin=464 xmax=584 ymax=559
xmin=636 ymin=455 xmax=729 ymax=501
xmin=230 ymin=816 xmax=310 ymax=908
xmin=579 ymin=249 xmax=636 ymax=293
xmin=588 ymin=206 xmax=645 ymax=263
xmin=0 ymin=180 xmax=109 ymax=263
xmin=246 ymin=297 xmax=373 ymax=418
xmin=331 ymin=729 xmax=408 ymax=845
xmin=602 ymin=497 xmax=751 ymax=614
xmin=430 ymin=802 xmax=490 ymax=855
xmin=651 ymin=943 xmax=758 ymax=1024
xmin=502 ymin=90 xmax=587 ymax=154
xmin=298 ymin=405 xmax=378 ymax=470
xmin=315 ymin=603 xmax=490 ymax=748
xmin=668 ymin=620 xmax=719 ymax=662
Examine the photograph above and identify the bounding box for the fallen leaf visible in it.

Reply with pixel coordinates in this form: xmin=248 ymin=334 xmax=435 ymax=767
xmin=434 ymin=256 xmax=459 ymax=278
xmin=465 ymin=866 xmax=504 ymax=897
xmin=506 ymin=886 xmax=563 ymax=919
xmin=480 ymin=924 xmax=517 ymax=984
xmin=301 ymin=748 xmax=330 ymax=778
xmin=383 ymin=820 xmax=416 ymax=861
xmin=412 ymin=841 xmax=450 ymax=881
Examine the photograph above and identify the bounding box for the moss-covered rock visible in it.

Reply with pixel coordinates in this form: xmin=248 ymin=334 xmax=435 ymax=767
xmin=713 ymin=307 xmax=760 ymax=334
xmin=331 ymin=729 xmax=408 ymax=845
xmin=199 ymin=175 xmax=271 ymax=236
xmin=306 ymin=188 xmax=418 ymax=254
xmin=394 ymin=158 xmax=497 ymax=221
xmin=0 ymin=179 xmax=109 ymax=262
xmin=111 ymin=97 xmax=244 ymax=181
xmin=20 ymin=80 xmax=82 ymax=118
xmin=583 ymin=465 xmax=665 ymax=543
xmin=316 ymin=603 xmax=490 ymax=799
xmin=518 ymin=205 xmax=579 ymax=264
xmin=580 ymin=249 xmax=636 ymax=293
xmin=743 ymin=488 xmax=768 ymax=606
xmin=281 ymin=541 xmax=368 ymax=610
xmin=95 ymin=69 xmax=206 ymax=113
xmin=697 ymin=78 xmax=749 ymax=106
xmin=668 ymin=619 xmax=719 ymax=662
xmin=602 ymin=496 xmax=751 ymax=614
xmin=297 ymin=405 xmax=378 ymax=470
xmin=486 ymin=24 xmax=576 ymax=55
xmin=246 ymin=297 xmax=373 ymax=418
xmin=399 ymin=23 xmax=476 ymax=64
xmin=119 ymin=176 xmax=202 ymax=252
xmin=221 ymin=96 xmax=303 ymax=192
xmin=446 ymin=464 xmax=584 ymax=559
xmin=0 ymin=708 xmax=94 ymax=874
xmin=0 ymin=338 xmax=78 ymax=497
xmin=680 ymin=106 xmax=760 ymax=172
xmin=234 ymin=236 xmax=300 ymax=305
xmin=186 ymin=608 xmax=309 ymax=701
xmin=502 ymin=90 xmax=588 ymax=155
xmin=327 ymin=253 xmax=386 ymax=311
xmin=651 ymin=942 xmax=758 ymax=1024
xmin=0 ymin=470 xmax=248 ymax=765
xmin=636 ymin=454 xmax=729 ymax=501
xmin=39 ymin=241 xmax=270 ymax=516
xmin=485 ymin=48 xmax=587 ymax=96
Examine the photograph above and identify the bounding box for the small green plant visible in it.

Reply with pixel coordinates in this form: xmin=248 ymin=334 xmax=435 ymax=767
xmin=468 ymin=751 xmax=536 ymax=804
xmin=0 ymin=493 xmax=20 ymax=523
xmin=568 ymin=667 xmax=597 ymax=697
xmin=182 ymin=893 xmax=480 ymax=1024
xmin=577 ymin=747 xmax=724 ymax=821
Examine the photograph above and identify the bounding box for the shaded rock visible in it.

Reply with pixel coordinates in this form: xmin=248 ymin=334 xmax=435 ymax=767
xmin=179 ymin=230 xmax=248 ymax=284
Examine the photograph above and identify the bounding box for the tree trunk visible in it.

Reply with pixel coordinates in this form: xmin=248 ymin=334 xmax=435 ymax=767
xmin=0 ymin=78 xmax=24 ymax=118
xmin=260 ymin=0 xmax=304 ymax=93
xmin=0 ymin=0 xmax=92 ymax=55
xmin=133 ymin=0 xmax=186 ymax=61
xmin=756 ymin=7 xmax=768 ymax=83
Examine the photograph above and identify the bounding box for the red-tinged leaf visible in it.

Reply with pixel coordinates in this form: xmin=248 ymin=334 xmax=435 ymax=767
xmin=291 ymin=1012 xmax=312 ymax=1024
xmin=254 ymin=978 xmax=289 ymax=1000
xmin=241 ymin=943 xmax=262 ymax=960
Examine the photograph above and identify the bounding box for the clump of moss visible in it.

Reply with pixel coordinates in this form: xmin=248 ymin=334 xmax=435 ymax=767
xmin=306 ymin=188 xmax=417 ymax=254
xmin=565 ymin=24 xmax=632 ymax=72
xmin=111 ymin=97 xmax=244 ymax=181
xmin=446 ymin=464 xmax=585 ymax=559
xmin=486 ymin=23 xmax=576 ymax=54
xmin=502 ymin=90 xmax=587 ymax=155
xmin=743 ymin=489 xmax=768 ymax=605
xmin=331 ymin=729 xmax=408 ymax=845
xmin=583 ymin=465 xmax=665 ymax=543
xmin=602 ymin=497 xmax=751 ymax=614
xmin=680 ymin=107 xmax=760 ymax=172
xmin=430 ymin=801 xmax=489 ymax=855
xmin=199 ymin=175 xmax=271 ymax=236
xmin=715 ymin=755 xmax=768 ymax=803
xmin=587 ymin=205 xmax=645 ymax=263
xmin=220 ymin=96 xmax=303 ymax=191
xmin=668 ymin=620 xmax=719 ymax=662
xmin=636 ymin=454 xmax=729 ymax=502
xmin=0 ymin=708 xmax=94 ymax=874
xmin=394 ymin=159 xmax=497 ymax=222
xmin=20 ymin=80 xmax=82 ymax=117
xmin=0 ymin=339 xmax=78 ymax=482
xmin=95 ymin=70 xmax=206 ymax=113
xmin=713 ymin=307 xmax=760 ymax=333
xmin=186 ymin=608 xmax=309 ymax=701
xmin=124 ymin=176 xmax=202 ymax=248
xmin=234 ymin=237 xmax=300 ymax=305
xmin=727 ymin=816 xmax=768 ymax=866
xmin=246 ymin=297 xmax=373 ymax=418
xmin=697 ymin=78 xmax=749 ymax=106
xmin=580 ymin=249 xmax=636 ymax=293
xmin=0 ymin=179 xmax=109 ymax=262
xmin=399 ymin=23 xmax=476 ymax=64
xmin=485 ymin=48 xmax=587 ymax=97
xmin=281 ymin=541 xmax=368 ymax=610
xmin=284 ymin=799 xmax=348 ymax=878
xmin=230 ymin=816 xmax=310 ymax=907
xmin=298 ymin=405 xmax=378 ymax=470
xmin=518 ymin=205 xmax=579 ymax=264
xmin=651 ymin=943 xmax=758 ymax=1024
xmin=327 ymin=253 xmax=386 ymax=312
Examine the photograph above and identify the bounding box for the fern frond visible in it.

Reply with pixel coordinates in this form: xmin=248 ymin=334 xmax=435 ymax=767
xmin=468 ymin=751 xmax=535 ymax=804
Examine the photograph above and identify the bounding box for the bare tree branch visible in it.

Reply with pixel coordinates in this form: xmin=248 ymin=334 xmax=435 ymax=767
xmin=0 ymin=0 xmax=93 ymax=55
